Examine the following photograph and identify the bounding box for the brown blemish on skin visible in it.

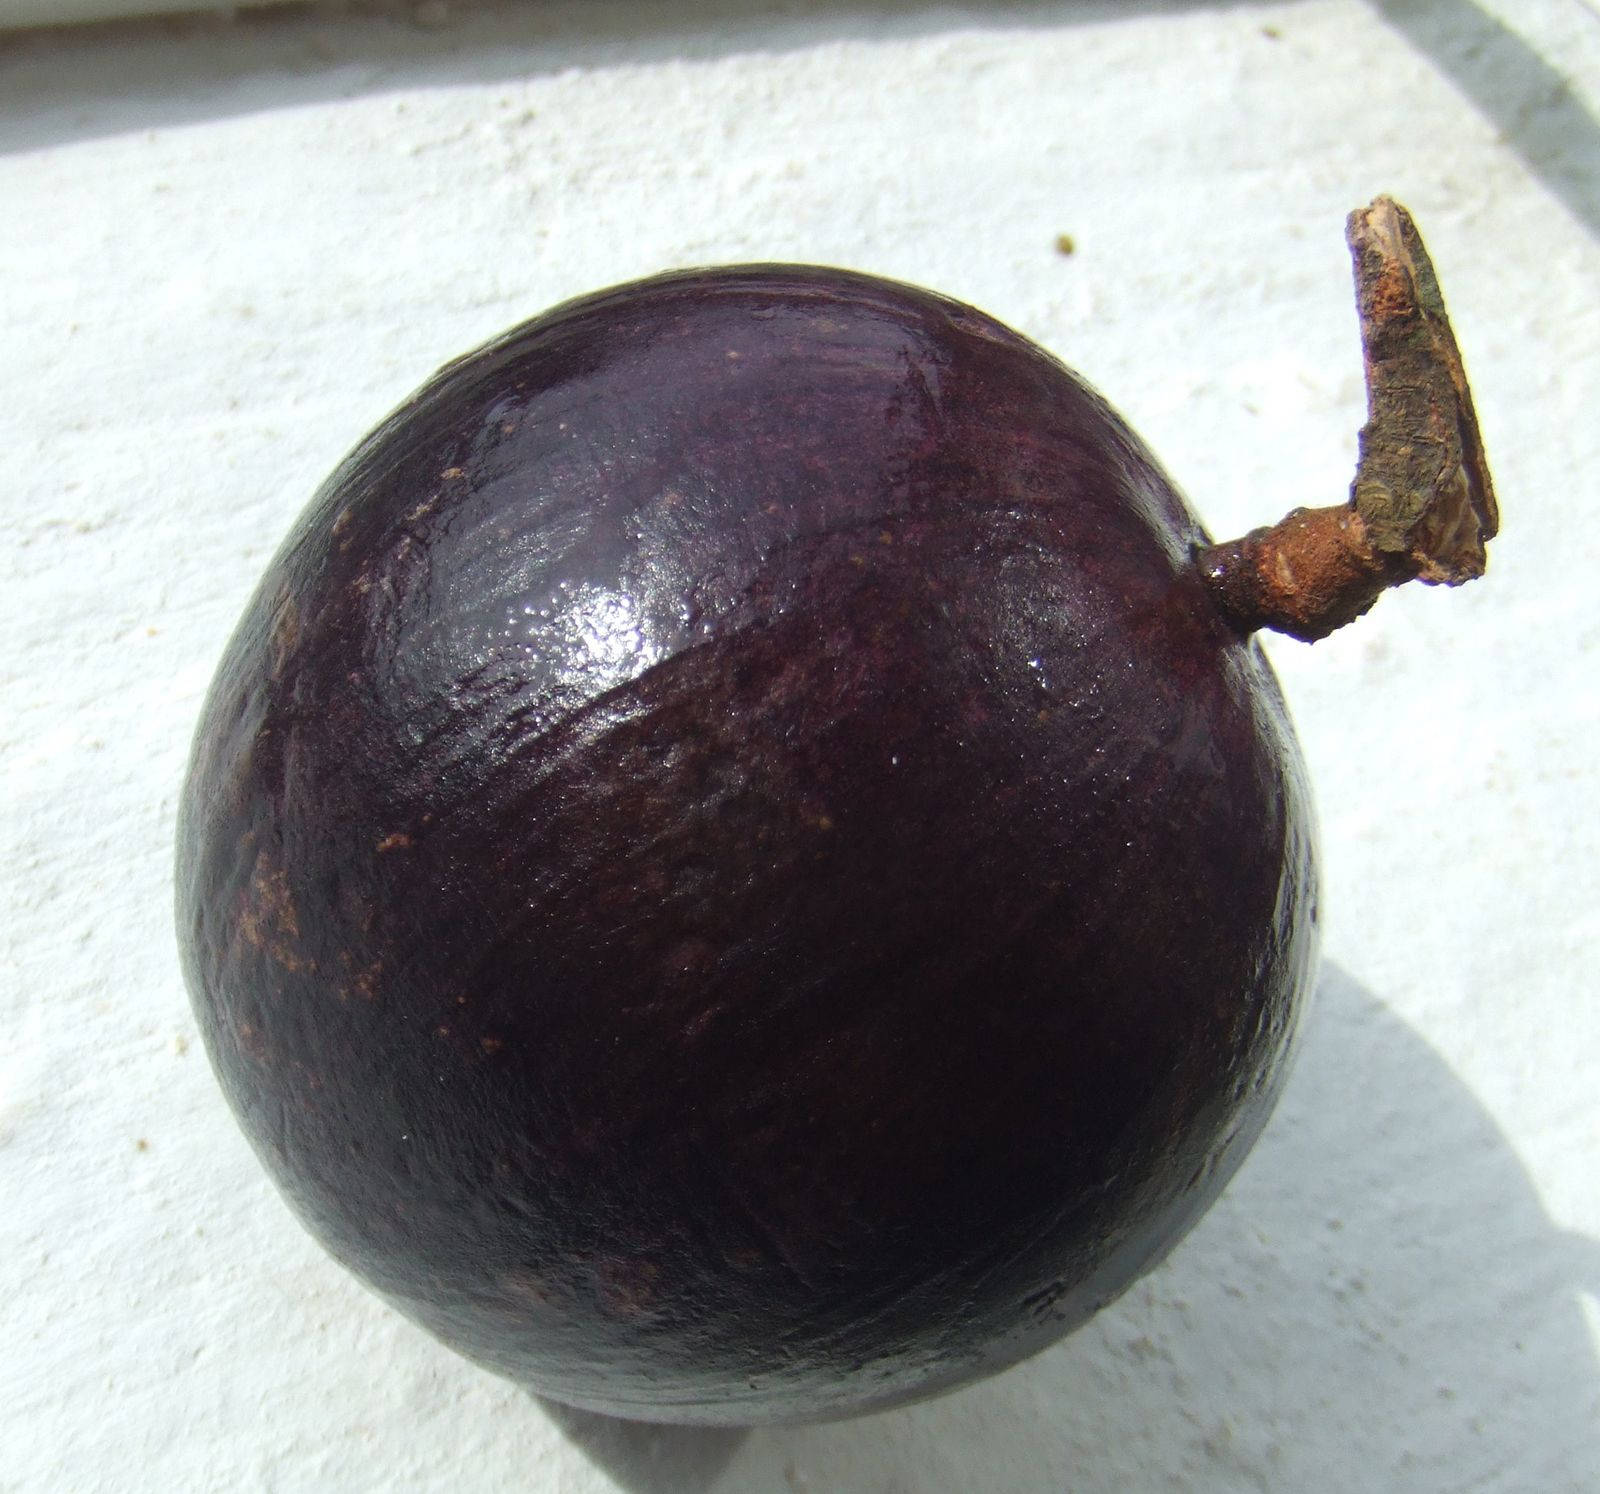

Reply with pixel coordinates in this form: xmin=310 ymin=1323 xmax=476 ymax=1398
xmin=351 ymin=960 xmax=383 ymax=1002
xmin=235 ymin=1020 xmax=267 ymax=1063
xmin=236 ymin=849 xmax=311 ymax=972
xmin=595 ymin=1257 xmax=661 ymax=1317
xmin=498 ymin=1267 xmax=554 ymax=1306
xmin=268 ymin=594 xmax=301 ymax=679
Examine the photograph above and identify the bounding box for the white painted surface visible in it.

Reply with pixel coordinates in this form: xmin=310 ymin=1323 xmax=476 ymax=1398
xmin=3 ymin=3 xmax=1597 ymax=1490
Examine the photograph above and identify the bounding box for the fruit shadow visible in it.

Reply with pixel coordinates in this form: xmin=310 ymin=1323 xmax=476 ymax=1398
xmin=1365 ymin=0 xmax=1600 ymax=244
xmin=537 ymin=1400 xmax=750 ymax=1494
xmin=539 ymin=961 xmax=1600 ymax=1492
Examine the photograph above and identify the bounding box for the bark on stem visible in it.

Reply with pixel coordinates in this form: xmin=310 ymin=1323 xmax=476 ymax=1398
xmin=1197 ymin=197 xmax=1499 ymax=642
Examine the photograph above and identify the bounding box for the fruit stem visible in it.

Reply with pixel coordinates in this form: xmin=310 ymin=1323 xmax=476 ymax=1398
xmin=1197 ymin=197 xmax=1499 ymax=642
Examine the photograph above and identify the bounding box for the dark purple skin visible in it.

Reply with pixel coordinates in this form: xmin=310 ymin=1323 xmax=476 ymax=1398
xmin=176 ymin=266 xmax=1318 ymax=1425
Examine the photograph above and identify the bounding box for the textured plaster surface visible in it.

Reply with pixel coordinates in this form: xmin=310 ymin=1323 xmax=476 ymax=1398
xmin=3 ymin=2 xmax=1598 ymax=1490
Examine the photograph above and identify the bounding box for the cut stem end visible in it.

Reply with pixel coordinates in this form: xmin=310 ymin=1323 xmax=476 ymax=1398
xmin=1199 ymin=197 xmax=1499 ymax=642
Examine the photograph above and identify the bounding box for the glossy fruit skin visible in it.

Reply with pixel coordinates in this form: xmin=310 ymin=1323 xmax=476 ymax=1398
xmin=177 ymin=266 xmax=1318 ymax=1425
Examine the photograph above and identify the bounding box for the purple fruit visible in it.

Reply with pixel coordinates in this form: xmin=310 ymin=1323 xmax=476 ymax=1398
xmin=176 ymin=201 xmax=1494 ymax=1424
